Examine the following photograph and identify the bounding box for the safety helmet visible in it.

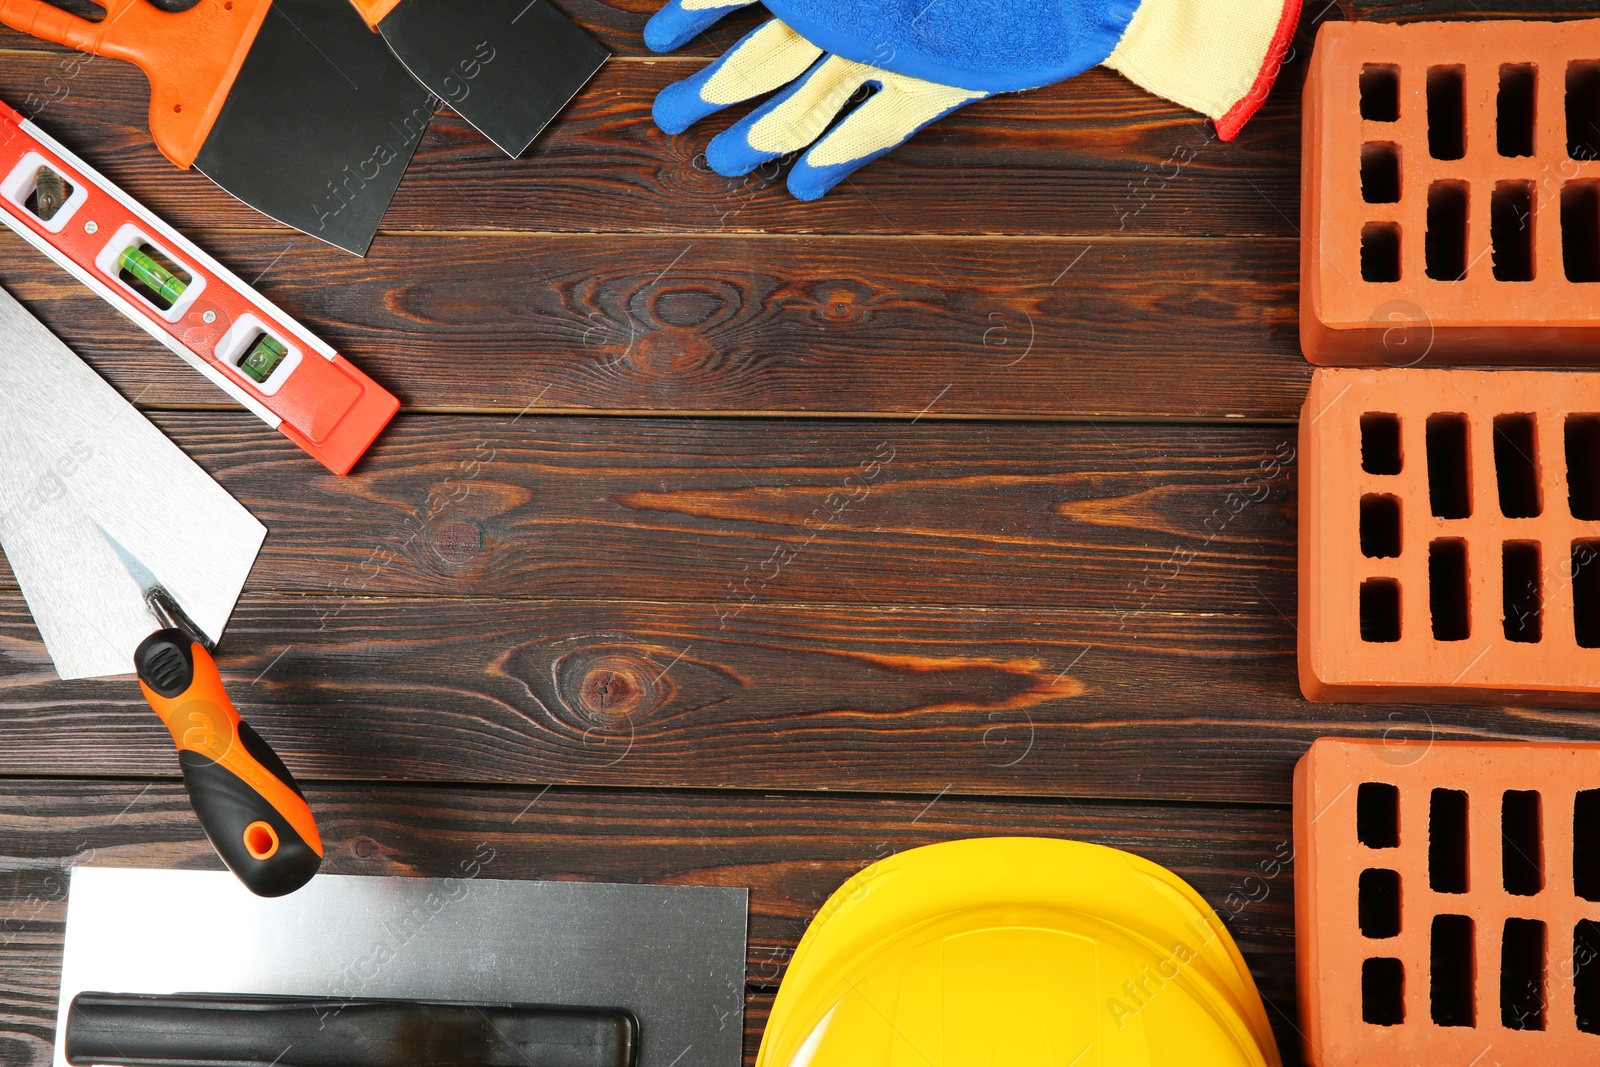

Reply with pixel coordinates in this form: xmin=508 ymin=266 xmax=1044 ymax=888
xmin=757 ymin=837 xmax=1282 ymax=1067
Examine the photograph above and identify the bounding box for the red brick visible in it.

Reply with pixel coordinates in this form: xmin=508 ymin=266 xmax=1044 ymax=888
xmin=1295 ymin=737 xmax=1600 ymax=1066
xmin=1299 ymin=367 xmax=1600 ymax=705
xmin=1301 ymin=20 xmax=1600 ymax=365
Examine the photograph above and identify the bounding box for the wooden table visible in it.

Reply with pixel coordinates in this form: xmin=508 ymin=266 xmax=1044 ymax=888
xmin=0 ymin=2 xmax=1589 ymax=1063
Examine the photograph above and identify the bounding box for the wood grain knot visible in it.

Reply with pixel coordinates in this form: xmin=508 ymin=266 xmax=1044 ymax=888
xmin=819 ymin=285 xmax=874 ymax=323
xmin=430 ymin=520 xmax=482 ymax=565
xmin=632 ymin=326 xmax=715 ymax=376
xmin=553 ymin=646 xmax=674 ymax=725
xmin=352 ymin=836 xmax=381 ymax=859
xmin=649 ymin=283 xmax=733 ymax=329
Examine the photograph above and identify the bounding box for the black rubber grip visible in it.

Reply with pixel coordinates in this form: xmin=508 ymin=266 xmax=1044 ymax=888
xmin=134 ymin=629 xmax=194 ymax=698
xmin=178 ymin=746 xmax=321 ymax=897
xmin=66 ymin=993 xmax=639 ymax=1067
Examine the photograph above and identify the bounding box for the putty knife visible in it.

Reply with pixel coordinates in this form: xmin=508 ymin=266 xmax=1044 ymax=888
xmin=0 ymin=0 xmax=437 ymax=254
xmin=0 ymin=284 xmax=322 ymax=896
xmin=347 ymin=0 xmax=607 ymax=158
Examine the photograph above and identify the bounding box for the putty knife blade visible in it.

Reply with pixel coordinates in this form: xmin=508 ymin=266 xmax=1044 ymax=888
xmin=0 ymin=286 xmax=265 ymax=679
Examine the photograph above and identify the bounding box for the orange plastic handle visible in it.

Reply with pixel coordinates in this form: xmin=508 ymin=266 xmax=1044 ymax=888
xmin=346 ymin=0 xmax=401 ymax=30
xmin=140 ymin=642 xmax=323 ymax=857
xmin=0 ymin=0 xmax=272 ymax=167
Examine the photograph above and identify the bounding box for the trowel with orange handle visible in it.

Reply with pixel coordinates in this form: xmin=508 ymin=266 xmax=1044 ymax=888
xmin=345 ymin=0 xmax=607 ymax=158
xmin=0 ymin=282 xmax=322 ymax=897
xmin=0 ymin=0 xmax=435 ymax=254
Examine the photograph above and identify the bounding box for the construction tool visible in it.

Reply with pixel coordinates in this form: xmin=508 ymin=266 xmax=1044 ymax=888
xmin=67 ymin=993 xmax=639 ymax=1067
xmin=0 ymin=284 xmax=322 ymax=897
xmin=55 ymin=868 xmax=750 ymax=1067
xmin=346 ymin=0 xmax=607 ymax=158
xmin=0 ymin=0 xmax=436 ymax=255
xmin=0 ymin=97 xmax=399 ymax=474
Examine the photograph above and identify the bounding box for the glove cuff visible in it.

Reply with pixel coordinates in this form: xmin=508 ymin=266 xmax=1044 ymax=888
xmin=1104 ymin=0 xmax=1301 ymax=139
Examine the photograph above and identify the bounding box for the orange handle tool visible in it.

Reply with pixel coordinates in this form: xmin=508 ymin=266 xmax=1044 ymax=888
xmin=0 ymin=0 xmax=272 ymax=169
xmin=135 ymin=630 xmax=322 ymax=898
xmin=0 ymin=97 xmax=400 ymax=474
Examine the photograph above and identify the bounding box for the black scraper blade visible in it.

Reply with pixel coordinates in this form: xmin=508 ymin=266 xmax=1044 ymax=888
xmin=194 ymin=0 xmax=437 ymax=256
xmin=375 ymin=0 xmax=607 ymax=158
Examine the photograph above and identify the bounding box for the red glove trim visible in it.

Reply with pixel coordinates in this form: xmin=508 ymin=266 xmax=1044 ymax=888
xmin=1215 ymin=0 xmax=1302 ymax=140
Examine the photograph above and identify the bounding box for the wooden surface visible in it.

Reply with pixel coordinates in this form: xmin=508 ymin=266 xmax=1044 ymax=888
xmin=0 ymin=2 xmax=1594 ymax=1064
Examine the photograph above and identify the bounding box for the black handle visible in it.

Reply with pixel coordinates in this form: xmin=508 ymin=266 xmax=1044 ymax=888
xmin=67 ymin=993 xmax=639 ymax=1067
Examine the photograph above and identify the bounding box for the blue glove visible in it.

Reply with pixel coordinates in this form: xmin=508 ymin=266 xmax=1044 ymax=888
xmin=649 ymin=0 xmax=1140 ymax=92
xmin=647 ymin=0 xmax=1301 ymax=199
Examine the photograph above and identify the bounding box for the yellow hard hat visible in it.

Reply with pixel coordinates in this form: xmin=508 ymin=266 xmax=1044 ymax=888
xmin=757 ymin=838 xmax=1282 ymax=1067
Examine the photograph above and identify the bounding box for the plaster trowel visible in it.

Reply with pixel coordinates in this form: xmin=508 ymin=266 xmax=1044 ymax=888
xmin=0 ymin=284 xmax=322 ymax=897
xmin=54 ymin=869 xmax=750 ymax=1067
xmin=0 ymin=0 xmax=437 ymax=254
xmin=347 ymin=0 xmax=607 ymax=158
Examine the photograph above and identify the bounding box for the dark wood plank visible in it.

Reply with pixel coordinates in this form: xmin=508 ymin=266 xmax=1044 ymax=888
xmin=0 ymin=414 xmax=1519 ymax=807
xmin=0 ymin=413 xmax=1301 ymax=611
xmin=0 ymin=780 xmax=1306 ymax=1065
xmin=388 ymin=63 xmax=1306 ymax=240
xmin=0 ymin=22 xmax=1308 ymax=240
xmin=0 ymin=591 xmax=1580 ymax=801
xmin=0 ymin=4 xmax=1576 ymax=244
xmin=0 ymin=230 xmax=1307 ymax=418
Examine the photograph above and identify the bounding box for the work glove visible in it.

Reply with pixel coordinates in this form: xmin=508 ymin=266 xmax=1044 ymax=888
xmin=646 ymin=0 xmax=1301 ymax=199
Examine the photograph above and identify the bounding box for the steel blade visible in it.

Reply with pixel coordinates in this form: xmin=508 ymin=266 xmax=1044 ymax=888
xmin=97 ymin=525 xmax=217 ymax=650
xmin=377 ymin=0 xmax=606 ymax=158
xmin=0 ymin=286 xmax=265 ymax=680
xmin=0 ymin=413 xmax=153 ymax=679
xmin=194 ymin=0 xmax=438 ymax=256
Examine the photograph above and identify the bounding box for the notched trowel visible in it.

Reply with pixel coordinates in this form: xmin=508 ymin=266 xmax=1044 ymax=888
xmin=0 ymin=284 xmax=322 ymax=897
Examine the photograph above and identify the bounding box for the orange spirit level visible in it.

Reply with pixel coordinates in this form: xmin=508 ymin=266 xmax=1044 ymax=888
xmin=0 ymin=98 xmax=398 ymax=475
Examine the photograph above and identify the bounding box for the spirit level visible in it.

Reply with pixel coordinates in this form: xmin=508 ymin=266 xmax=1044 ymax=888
xmin=0 ymin=98 xmax=398 ymax=475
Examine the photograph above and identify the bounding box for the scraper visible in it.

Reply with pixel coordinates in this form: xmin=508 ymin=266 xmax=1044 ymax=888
xmin=0 ymin=284 xmax=322 ymax=897
xmin=346 ymin=0 xmax=607 ymax=158
xmin=0 ymin=0 xmax=437 ymax=254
